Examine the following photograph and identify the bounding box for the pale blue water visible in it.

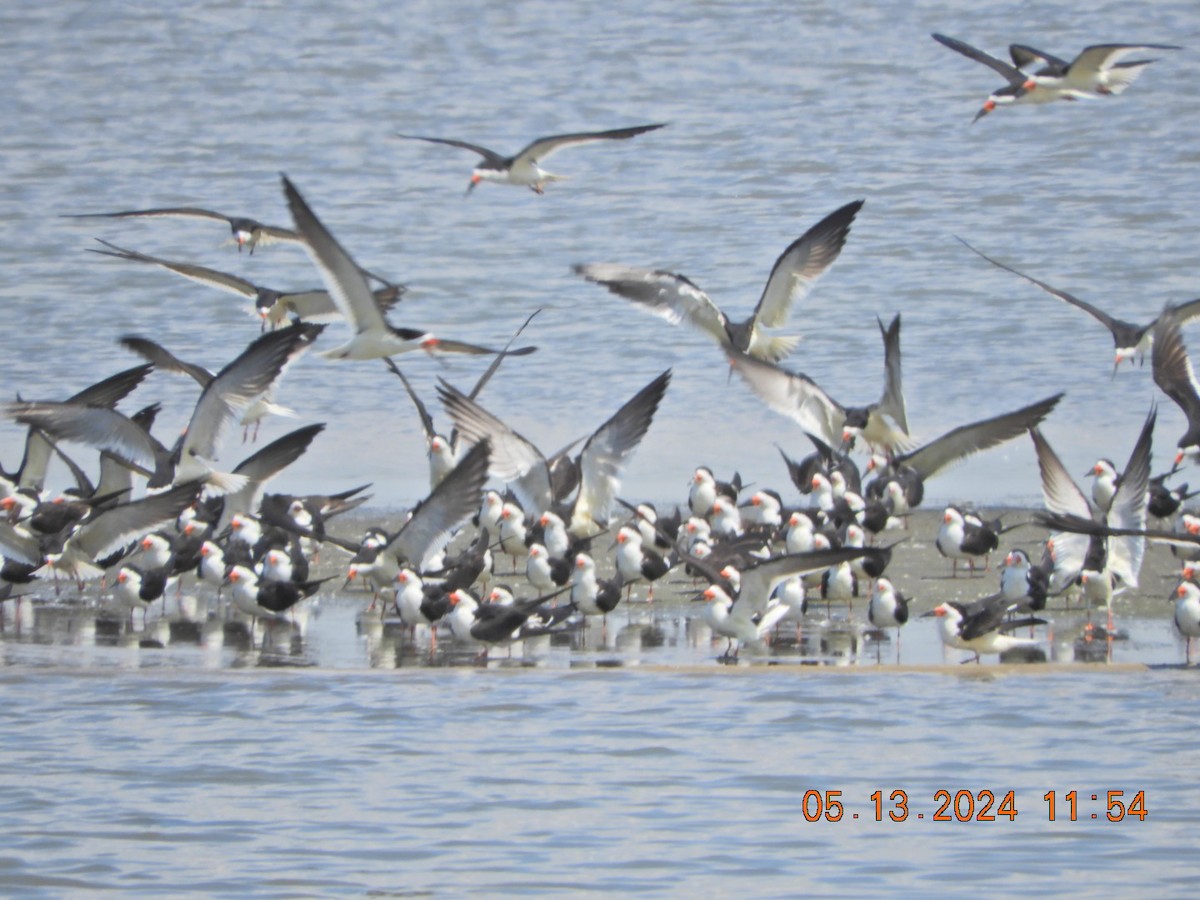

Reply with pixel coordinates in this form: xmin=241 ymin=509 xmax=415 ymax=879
xmin=2 ymin=0 xmax=1200 ymax=894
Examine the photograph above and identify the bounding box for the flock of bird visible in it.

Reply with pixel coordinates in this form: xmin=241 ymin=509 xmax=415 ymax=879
xmin=3 ymin=33 xmax=1199 ymax=666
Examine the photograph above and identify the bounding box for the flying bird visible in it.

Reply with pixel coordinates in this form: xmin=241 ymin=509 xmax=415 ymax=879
xmin=283 ymin=175 xmax=533 ymax=361
xmin=1008 ymin=41 xmax=1181 ymax=99
xmin=62 ymin=206 xmax=302 ymax=253
xmin=574 ymin=200 xmax=863 ymax=363
xmin=438 ymin=370 xmax=671 ymax=535
xmin=397 ymin=123 xmax=667 ymax=194
xmin=727 ymin=312 xmax=910 ymax=454
xmin=957 ymin=236 xmax=1200 ymax=374
xmin=89 ymin=239 xmax=403 ymax=330
xmin=932 ymin=33 xmax=1041 ymax=121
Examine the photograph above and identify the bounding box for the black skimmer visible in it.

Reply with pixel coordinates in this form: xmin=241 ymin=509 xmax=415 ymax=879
xmin=113 ymin=563 xmax=172 ymax=626
xmin=1172 ymin=582 xmax=1200 ymax=663
xmin=1031 ymin=408 xmax=1153 ymax=622
xmin=688 ymin=467 xmax=742 ymax=518
xmin=868 ymin=577 xmax=910 ymax=660
xmin=282 ymin=175 xmax=528 ymax=361
xmin=397 ymin=123 xmax=667 ymax=194
xmin=689 ymin=545 xmax=874 ymax=622
xmin=1008 ymin=41 xmax=1182 ymax=99
xmin=63 ymin=206 xmax=302 ymax=253
xmin=778 ymin=433 xmax=862 ymax=497
xmin=383 ymin=310 xmax=540 ymax=488
xmin=1088 ymin=458 xmax=1121 ymax=512
xmin=574 ymin=200 xmax=862 ymax=363
xmin=438 ymin=370 xmax=670 ymax=535
xmin=700 ymin=585 xmax=792 ymax=660
xmin=525 ymin=543 xmax=571 ymax=592
xmin=1148 ymin=468 xmax=1195 ymax=521
xmin=225 ymin=564 xmax=331 ymax=620
xmin=118 ymin=333 xmax=302 ymax=442
xmin=922 ymin=598 xmax=1047 ymax=663
xmin=0 ymin=480 xmax=202 ymax=588
xmin=3 ymin=364 xmax=151 ymax=494
xmin=614 ymin=524 xmax=674 ymax=599
xmin=345 ymin=440 xmax=491 ymax=581
xmin=5 ymin=324 xmax=321 ymax=492
xmin=931 ymin=33 xmax=1043 ymax=121
xmin=999 ymin=547 xmax=1051 ymax=613
xmin=1151 ymin=312 xmax=1200 ymax=465
xmin=89 ymin=239 xmax=403 ymax=330
xmin=570 ymin=552 xmax=622 ymax=619
xmin=864 ymin=393 xmax=1064 ymax=518
xmin=216 ymin=424 xmax=329 ymax=528
xmin=957 ymin=237 xmax=1200 ymax=374
xmin=445 ymin=588 xmax=574 ymax=660
xmin=935 ymin=506 xmax=1007 ymax=577
xmin=728 ymin=313 xmax=909 ymax=455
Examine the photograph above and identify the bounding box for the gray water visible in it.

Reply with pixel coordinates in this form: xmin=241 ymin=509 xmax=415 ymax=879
xmin=3 ymin=0 xmax=1200 ymax=894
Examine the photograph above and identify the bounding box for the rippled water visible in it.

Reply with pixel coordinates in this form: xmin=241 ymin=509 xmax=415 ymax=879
xmin=2 ymin=666 xmax=1198 ymax=896
xmin=4 ymin=0 xmax=1200 ymax=894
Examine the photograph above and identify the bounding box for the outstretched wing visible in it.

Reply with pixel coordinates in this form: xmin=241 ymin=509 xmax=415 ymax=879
xmin=752 ymin=199 xmax=863 ymax=329
xmin=574 ymin=263 xmax=730 ymax=347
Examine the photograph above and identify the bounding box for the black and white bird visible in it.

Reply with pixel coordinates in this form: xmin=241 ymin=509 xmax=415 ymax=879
xmin=397 ymin=123 xmax=666 ymax=194
xmin=999 ymin=547 xmax=1051 ymax=613
xmin=1171 ymin=581 xmax=1200 ymax=664
xmin=1152 ymin=312 xmax=1200 ymax=466
xmin=923 ymin=598 xmax=1046 ymax=663
xmin=1008 ymin=41 xmax=1181 ymax=100
xmin=931 ymin=33 xmax=1042 ymax=121
xmin=225 ymin=564 xmax=330 ymax=621
xmin=864 ymin=393 xmax=1063 ymax=517
xmin=89 ymin=238 xmax=404 ymax=330
xmin=958 ymin=237 xmax=1200 ymax=375
xmin=439 ymin=370 xmax=670 ymax=536
xmin=574 ymin=200 xmax=862 ymax=363
xmin=729 ymin=313 xmax=910 ymax=455
xmin=63 ymin=206 xmax=303 ymax=253
xmin=383 ymin=310 xmax=540 ymax=488
xmin=445 ymin=588 xmax=574 ymax=659
xmin=1031 ymin=409 xmax=1153 ymax=625
xmin=5 ymin=324 xmax=321 ymax=493
xmin=935 ymin=506 xmax=1005 ymax=577
xmin=283 ymin=175 xmax=527 ymax=361
xmin=868 ymin=577 xmax=910 ymax=660
xmin=343 ymin=440 xmax=491 ymax=586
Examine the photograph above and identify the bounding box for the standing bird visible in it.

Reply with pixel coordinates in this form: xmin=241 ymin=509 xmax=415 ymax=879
xmin=957 ymin=237 xmax=1200 ymax=375
xmin=868 ymin=577 xmax=910 ymax=661
xmin=922 ymin=598 xmax=1047 ymax=663
xmin=936 ymin=506 xmax=1004 ymax=577
xmin=688 ymin=467 xmax=741 ymax=518
xmin=1171 ymin=582 xmax=1200 ymax=664
xmin=570 ymin=552 xmax=623 ymax=645
xmin=575 ymin=200 xmax=862 ymax=364
xmin=397 ymin=123 xmax=667 ymax=194
xmin=999 ymin=547 xmax=1051 ymax=613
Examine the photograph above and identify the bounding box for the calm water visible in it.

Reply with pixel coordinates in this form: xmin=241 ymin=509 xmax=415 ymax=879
xmin=3 ymin=0 xmax=1200 ymax=894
